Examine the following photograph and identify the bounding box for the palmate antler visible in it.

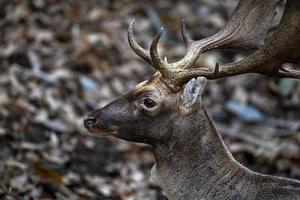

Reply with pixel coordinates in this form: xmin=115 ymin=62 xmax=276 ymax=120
xmin=128 ymin=0 xmax=300 ymax=91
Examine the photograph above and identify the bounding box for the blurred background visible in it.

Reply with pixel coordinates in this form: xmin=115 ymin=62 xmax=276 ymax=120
xmin=0 ymin=0 xmax=299 ymax=199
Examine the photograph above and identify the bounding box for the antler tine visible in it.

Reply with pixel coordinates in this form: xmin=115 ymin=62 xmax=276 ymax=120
xmin=128 ymin=20 xmax=174 ymax=77
xmin=278 ymin=68 xmax=300 ymax=79
xmin=169 ymin=20 xmax=221 ymax=70
xmin=167 ymin=20 xmax=205 ymax=70
xmin=181 ymin=20 xmax=193 ymax=48
xmin=149 ymin=27 xmax=172 ymax=77
xmin=128 ymin=20 xmax=153 ymax=66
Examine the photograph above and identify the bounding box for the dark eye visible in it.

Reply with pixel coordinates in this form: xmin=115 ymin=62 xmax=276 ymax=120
xmin=143 ymin=98 xmax=157 ymax=108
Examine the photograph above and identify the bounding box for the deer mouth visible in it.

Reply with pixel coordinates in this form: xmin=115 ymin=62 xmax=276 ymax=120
xmin=84 ymin=118 xmax=120 ymax=137
xmin=86 ymin=127 xmax=119 ymax=137
xmin=88 ymin=129 xmax=119 ymax=138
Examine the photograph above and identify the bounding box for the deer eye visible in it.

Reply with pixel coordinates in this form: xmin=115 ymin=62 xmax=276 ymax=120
xmin=143 ymin=98 xmax=157 ymax=108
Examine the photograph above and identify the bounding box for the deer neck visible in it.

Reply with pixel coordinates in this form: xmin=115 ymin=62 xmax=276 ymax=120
xmin=151 ymin=108 xmax=250 ymax=199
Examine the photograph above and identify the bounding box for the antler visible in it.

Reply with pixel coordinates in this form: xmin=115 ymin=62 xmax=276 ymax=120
xmin=128 ymin=0 xmax=300 ymax=91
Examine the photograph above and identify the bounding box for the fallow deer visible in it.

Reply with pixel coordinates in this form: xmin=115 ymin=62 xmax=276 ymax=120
xmin=84 ymin=0 xmax=300 ymax=199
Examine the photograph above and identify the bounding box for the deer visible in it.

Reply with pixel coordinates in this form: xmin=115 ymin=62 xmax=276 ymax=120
xmin=84 ymin=0 xmax=300 ymax=199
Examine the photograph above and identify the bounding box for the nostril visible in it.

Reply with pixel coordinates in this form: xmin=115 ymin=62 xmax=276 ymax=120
xmin=84 ymin=116 xmax=97 ymax=128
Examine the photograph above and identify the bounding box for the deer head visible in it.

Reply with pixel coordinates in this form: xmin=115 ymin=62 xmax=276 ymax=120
xmin=84 ymin=69 xmax=207 ymax=144
xmin=84 ymin=0 xmax=300 ymax=144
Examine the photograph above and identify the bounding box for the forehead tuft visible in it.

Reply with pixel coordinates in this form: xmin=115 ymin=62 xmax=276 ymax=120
xmin=132 ymin=73 xmax=176 ymax=97
xmin=134 ymin=81 xmax=157 ymax=95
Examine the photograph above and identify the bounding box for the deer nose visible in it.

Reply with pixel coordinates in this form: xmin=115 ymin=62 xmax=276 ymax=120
xmin=84 ymin=116 xmax=97 ymax=129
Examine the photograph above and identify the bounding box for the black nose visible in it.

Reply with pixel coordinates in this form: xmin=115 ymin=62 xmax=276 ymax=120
xmin=84 ymin=116 xmax=97 ymax=129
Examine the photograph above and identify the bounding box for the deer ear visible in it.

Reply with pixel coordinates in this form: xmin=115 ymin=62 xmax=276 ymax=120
xmin=181 ymin=76 xmax=207 ymax=108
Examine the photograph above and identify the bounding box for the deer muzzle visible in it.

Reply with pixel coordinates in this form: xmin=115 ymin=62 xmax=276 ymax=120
xmin=84 ymin=107 xmax=117 ymax=134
